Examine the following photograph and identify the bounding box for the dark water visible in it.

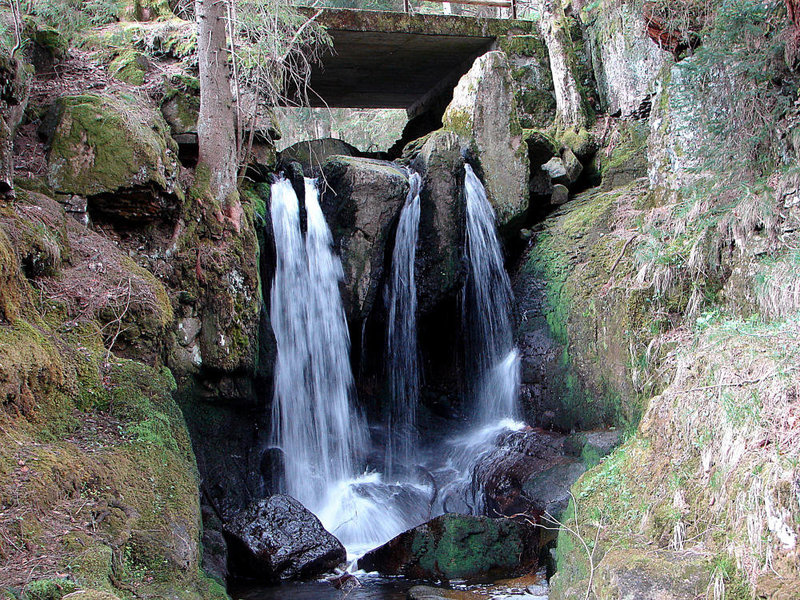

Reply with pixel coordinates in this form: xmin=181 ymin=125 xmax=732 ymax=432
xmin=230 ymin=571 xmax=550 ymax=600
xmin=230 ymin=575 xmax=414 ymax=600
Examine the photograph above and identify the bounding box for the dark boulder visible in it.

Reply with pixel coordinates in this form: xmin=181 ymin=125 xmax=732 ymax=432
xmin=409 ymin=130 xmax=468 ymax=316
xmin=473 ymin=428 xmax=567 ymax=518
xmin=358 ymin=513 xmax=538 ymax=581
xmin=521 ymin=461 xmax=586 ymax=523
xmin=281 ymin=137 xmax=360 ymax=174
xmin=320 ymin=155 xmax=408 ymax=323
xmin=223 ymin=495 xmax=346 ymax=581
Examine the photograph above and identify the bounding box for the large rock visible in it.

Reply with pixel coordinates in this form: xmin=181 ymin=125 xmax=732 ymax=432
xmin=223 ymin=495 xmax=346 ymax=581
xmin=521 ymin=461 xmax=586 ymax=523
xmin=44 ymin=93 xmax=182 ymax=223
xmin=358 ymin=513 xmax=538 ymax=580
xmin=499 ymin=34 xmax=556 ymax=129
xmin=584 ymin=2 xmax=670 ymax=117
xmin=320 ymin=155 xmax=409 ymax=322
xmin=282 ymin=137 xmax=359 ymax=174
xmin=593 ymin=549 xmax=711 ymax=600
xmin=472 ymin=428 xmax=568 ymax=517
xmin=0 ymin=53 xmax=31 ymax=195
xmin=443 ymin=51 xmax=529 ymax=231
xmin=648 ymin=61 xmax=706 ymax=194
xmin=409 ymin=130 xmax=468 ymax=316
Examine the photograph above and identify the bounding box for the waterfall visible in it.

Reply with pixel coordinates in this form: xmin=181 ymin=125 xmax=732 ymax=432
xmin=384 ymin=172 xmax=422 ymax=475
xmin=463 ymin=164 xmax=520 ymax=423
xmin=269 ymin=177 xmax=367 ymax=512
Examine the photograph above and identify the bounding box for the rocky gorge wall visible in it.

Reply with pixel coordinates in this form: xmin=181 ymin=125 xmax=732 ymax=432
xmin=1 ymin=0 xmax=799 ymax=598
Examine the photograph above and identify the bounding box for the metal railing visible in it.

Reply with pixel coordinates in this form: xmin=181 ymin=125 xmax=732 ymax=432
xmin=402 ymin=0 xmax=517 ymax=18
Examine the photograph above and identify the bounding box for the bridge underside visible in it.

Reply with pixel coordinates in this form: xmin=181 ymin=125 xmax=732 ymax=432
xmin=289 ymin=8 xmax=533 ymax=113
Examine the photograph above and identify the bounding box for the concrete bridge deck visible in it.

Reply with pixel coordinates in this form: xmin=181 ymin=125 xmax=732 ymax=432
xmin=292 ymin=8 xmax=535 ymax=113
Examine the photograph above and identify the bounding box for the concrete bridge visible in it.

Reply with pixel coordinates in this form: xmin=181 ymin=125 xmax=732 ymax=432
xmin=292 ymin=7 xmax=535 ymax=117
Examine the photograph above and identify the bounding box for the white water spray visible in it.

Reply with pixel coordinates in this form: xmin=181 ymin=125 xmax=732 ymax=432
xmin=269 ymin=176 xmax=429 ymax=558
xmin=385 ymin=172 xmax=422 ymax=474
xmin=463 ymin=164 xmax=521 ymax=422
xmin=269 ymin=177 xmax=367 ymax=512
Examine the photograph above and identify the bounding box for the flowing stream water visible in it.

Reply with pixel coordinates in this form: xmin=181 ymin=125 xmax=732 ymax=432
xmin=463 ymin=164 xmax=521 ymax=424
xmin=269 ymin=177 xmax=368 ymax=510
xmin=265 ymin=167 xmax=530 ymax=593
xmin=384 ymin=171 xmax=422 ymax=475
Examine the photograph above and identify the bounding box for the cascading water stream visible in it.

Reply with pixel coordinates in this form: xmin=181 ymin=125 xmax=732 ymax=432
xmin=268 ymin=167 xmax=523 ymax=560
xmin=384 ymin=172 xmax=422 ymax=475
xmin=434 ymin=165 xmax=523 ymax=515
xmin=269 ymin=177 xmax=367 ymax=512
xmin=463 ymin=163 xmax=521 ymax=423
xmin=269 ymin=175 xmax=431 ymax=559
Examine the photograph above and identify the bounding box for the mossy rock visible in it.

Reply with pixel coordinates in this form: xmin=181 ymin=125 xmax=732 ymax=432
xmin=22 ymin=579 xmax=78 ymax=600
xmin=160 ymin=75 xmax=200 ymax=135
xmin=23 ymin=17 xmax=67 ymax=59
xmin=132 ymin=0 xmax=174 ymax=20
xmin=593 ymin=549 xmax=711 ymax=600
xmin=109 ymin=50 xmax=150 ymax=85
xmin=358 ymin=514 xmax=538 ymax=581
xmin=443 ymin=50 xmax=529 ymax=231
xmin=45 ymin=93 xmax=182 ymax=211
xmin=62 ymin=592 xmax=121 ymax=600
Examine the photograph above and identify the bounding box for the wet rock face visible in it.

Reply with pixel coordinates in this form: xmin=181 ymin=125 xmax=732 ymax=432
xmin=410 ymin=130 xmax=468 ymax=317
xmin=443 ymin=50 xmax=529 ymax=232
xmin=358 ymin=513 xmax=538 ymax=581
xmin=320 ymin=155 xmax=409 ymax=323
xmin=473 ymin=429 xmax=574 ymax=519
xmin=223 ymin=495 xmax=346 ymax=582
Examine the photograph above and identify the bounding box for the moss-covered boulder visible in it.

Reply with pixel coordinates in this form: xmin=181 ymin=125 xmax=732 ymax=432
xmin=443 ymin=51 xmax=529 ymax=232
xmin=358 ymin=514 xmax=538 ymax=580
xmin=62 ymin=592 xmax=122 ymax=600
xmin=108 ymin=49 xmax=150 ymax=85
xmin=44 ymin=93 xmax=181 ymax=223
xmin=320 ymin=155 xmax=408 ymax=322
xmin=131 ymin=0 xmax=174 ymax=21
xmin=551 ymin=548 xmax=711 ymax=600
xmin=498 ymin=34 xmax=556 ymax=129
xmin=517 ymin=181 xmax=659 ymax=430
xmin=160 ymin=74 xmax=200 ymax=135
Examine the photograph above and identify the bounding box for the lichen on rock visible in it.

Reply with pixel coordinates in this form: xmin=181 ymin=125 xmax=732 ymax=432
xmin=443 ymin=50 xmax=530 ymax=232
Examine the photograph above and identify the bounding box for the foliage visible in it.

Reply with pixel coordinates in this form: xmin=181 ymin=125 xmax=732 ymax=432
xmin=679 ymin=0 xmax=796 ymax=176
xmin=9 ymin=0 xmax=121 ymax=47
xmin=275 ymin=106 xmax=407 ymax=151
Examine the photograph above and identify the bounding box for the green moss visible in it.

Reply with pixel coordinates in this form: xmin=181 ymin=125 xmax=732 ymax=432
xmin=442 ymin=108 xmax=474 ymax=140
xmin=409 ymin=515 xmax=528 ymax=580
xmin=108 ymin=49 xmax=149 ymax=85
xmin=46 ymin=94 xmax=179 ymax=197
xmin=498 ymin=34 xmax=548 ymax=59
xmin=133 ymin=0 xmax=174 ymax=20
xmin=516 ymin=89 xmax=557 ymax=129
xmin=22 ymin=580 xmax=78 ymax=600
xmin=525 ymin=182 xmax=658 ymax=430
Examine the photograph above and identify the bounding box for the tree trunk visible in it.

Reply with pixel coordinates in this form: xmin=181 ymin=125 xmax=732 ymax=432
xmin=196 ymin=0 xmax=242 ymax=230
xmin=537 ymin=0 xmax=589 ymax=129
